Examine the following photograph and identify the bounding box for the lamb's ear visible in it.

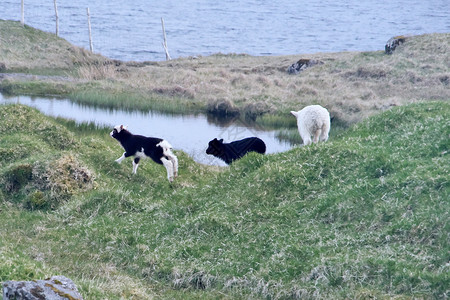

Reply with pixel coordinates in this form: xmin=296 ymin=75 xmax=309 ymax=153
xmin=219 ymin=139 xmax=224 ymax=143
xmin=120 ymin=125 xmax=124 ymax=130
xmin=290 ymin=111 xmax=299 ymax=118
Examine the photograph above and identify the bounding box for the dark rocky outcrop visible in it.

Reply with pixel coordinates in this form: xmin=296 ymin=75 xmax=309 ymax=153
xmin=3 ymin=275 xmax=83 ymax=300
xmin=287 ymin=59 xmax=323 ymax=74
xmin=385 ymin=35 xmax=409 ymax=54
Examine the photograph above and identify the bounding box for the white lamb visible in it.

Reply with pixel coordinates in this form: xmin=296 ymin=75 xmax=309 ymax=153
xmin=290 ymin=105 xmax=330 ymax=146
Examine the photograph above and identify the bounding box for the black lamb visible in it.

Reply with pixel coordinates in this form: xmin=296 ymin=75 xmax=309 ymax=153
xmin=206 ymin=137 xmax=266 ymax=165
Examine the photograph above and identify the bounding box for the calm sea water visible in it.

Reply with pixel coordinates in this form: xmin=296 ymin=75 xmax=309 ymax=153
xmin=1 ymin=0 xmax=449 ymax=61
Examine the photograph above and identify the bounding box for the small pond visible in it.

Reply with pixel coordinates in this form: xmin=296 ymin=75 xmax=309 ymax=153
xmin=0 ymin=93 xmax=295 ymax=166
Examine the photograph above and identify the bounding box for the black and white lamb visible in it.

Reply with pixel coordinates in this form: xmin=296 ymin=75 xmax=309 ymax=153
xmin=206 ymin=137 xmax=266 ymax=165
xmin=110 ymin=125 xmax=178 ymax=182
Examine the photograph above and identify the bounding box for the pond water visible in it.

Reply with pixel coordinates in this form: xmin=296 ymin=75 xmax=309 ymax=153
xmin=0 ymin=93 xmax=294 ymax=166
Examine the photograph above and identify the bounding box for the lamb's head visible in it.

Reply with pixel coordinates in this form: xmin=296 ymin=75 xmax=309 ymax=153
xmin=110 ymin=125 xmax=128 ymax=139
xmin=206 ymin=138 xmax=224 ymax=156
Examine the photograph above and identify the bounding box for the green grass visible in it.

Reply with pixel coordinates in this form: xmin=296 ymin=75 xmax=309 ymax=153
xmin=0 ymin=79 xmax=77 ymax=96
xmin=0 ymin=101 xmax=448 ymax=299
xmin=68 ymin=89 xmax=202 ymax=115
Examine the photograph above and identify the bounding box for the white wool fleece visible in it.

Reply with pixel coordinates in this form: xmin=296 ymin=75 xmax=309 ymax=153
xmin=291 ymin=105 xmax=330 ymax=146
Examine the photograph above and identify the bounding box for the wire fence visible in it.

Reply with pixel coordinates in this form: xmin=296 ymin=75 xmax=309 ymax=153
xmin=0 ymin=1 xmax=169 ymax=61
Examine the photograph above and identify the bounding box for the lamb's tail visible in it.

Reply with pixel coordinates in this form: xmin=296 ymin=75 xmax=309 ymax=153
xmin=157 ymin=140 xmax=174 ymax=155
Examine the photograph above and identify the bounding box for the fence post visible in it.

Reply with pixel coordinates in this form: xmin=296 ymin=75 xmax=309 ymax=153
xmin=87 ymin=7 xmax=93 ymax=52
xmin=161 ymin=18 xmax=171 ymax=60
xmin=54 ymin=0 xmax=59 ymax=36
xmin=21 ymin=0 xmax=24 ymax=26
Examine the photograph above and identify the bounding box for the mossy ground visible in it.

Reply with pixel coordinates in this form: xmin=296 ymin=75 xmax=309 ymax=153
xmin=0 ymin=102 xmax=448 ymax=299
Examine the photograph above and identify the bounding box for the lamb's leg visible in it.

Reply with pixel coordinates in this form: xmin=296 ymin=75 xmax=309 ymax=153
xmin=168 ymin=153 xmax=178 ymax=177
xmin=161 ymin=157 xmax=174 ymax=182
xmin=313 ymin=129 xmax=321 ymax=144
xmin=302 ymin=136 xmax=312 ymax=146
xmin=132 ymin=157 xmax=140 ymax=174
xmin=299 ymin=128 xmax=312 ymax=146
xmin=301 ymin=133 xmax=312 ymax=146
xmin=319 ymin=131 xmax=329 ymax=142
xmin=320 ymin=124 xmax=330 ymax=142
xmin=115 ymin=152 xmax=126 ymax=163
xmin=163 ymin=147 xmax=178 ymax=178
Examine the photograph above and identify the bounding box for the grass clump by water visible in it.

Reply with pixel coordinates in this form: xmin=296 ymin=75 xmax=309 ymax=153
xmin=0 ymin=101 xmax=448 ymax=299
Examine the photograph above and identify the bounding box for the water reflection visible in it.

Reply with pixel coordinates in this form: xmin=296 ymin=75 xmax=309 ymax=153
xmin=1 ymin=93 xmax=294 ymax=166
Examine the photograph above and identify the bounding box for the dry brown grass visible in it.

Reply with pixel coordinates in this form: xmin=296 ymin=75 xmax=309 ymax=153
xmin=117 ymin=33 xmax=449 ymax=124
xmin=77 ymin=62 xmax=128 ymax=80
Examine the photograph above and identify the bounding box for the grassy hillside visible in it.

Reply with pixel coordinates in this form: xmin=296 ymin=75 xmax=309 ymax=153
xmin=1 ymin=19 xmax=449 ymax=127
xmin=1 ymin=101 xmax=448 ymax=299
